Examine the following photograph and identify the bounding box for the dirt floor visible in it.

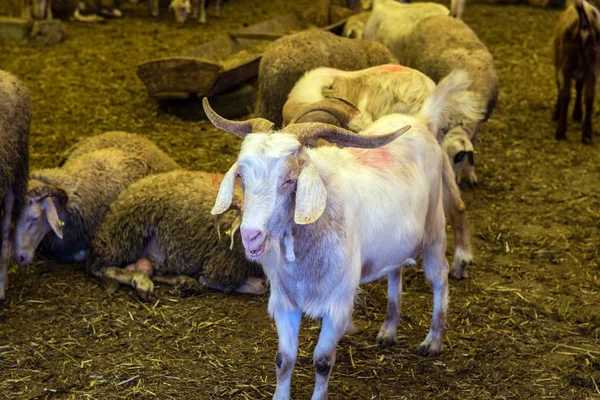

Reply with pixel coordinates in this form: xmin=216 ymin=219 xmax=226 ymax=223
xmin=1 ymin=1 xmax=600 ymax=399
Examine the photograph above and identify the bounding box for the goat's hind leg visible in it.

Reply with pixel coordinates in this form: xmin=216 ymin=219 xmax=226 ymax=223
xmin=417 ymin=208 xmax=449 ymax=357
xmin=582 ymin=76 xmax=596 ymax=144
xmin=0 ymin=189 xmax=15 ymax=301
xmin=573 ymin=79 xmax=583 ymax=122
xmin=555 ymin=70 xmax=572 ymax=140
xmin=376 ymin=268 xmax=403 ymax=346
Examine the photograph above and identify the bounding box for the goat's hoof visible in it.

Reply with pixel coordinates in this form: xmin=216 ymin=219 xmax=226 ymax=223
xmin=582 ymin=135 xmax=593 ymax=145
xmin=416 ymin=341 xmax=442 ymax=357
xmin=555 ymin=133 xmax=567 ymax=141
xmin=449 ymin=267 xmax=468 ymax=280
xmin=132 ymin=273 xmax=154 ymax=300
xmin=376 ymin=328 xmax=397 ymax=347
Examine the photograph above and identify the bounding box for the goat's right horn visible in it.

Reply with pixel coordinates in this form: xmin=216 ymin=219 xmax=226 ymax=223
xmin=202 ymin=97 xmax=275 ymax=137
xmin=284 ymin=122 xmax=410 ymax=149
xmin=289 ymin=97 xmax=361 ymax=129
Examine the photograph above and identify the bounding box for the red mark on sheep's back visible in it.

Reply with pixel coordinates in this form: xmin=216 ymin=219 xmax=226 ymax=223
xmin=374 ymin=64 xmax=405 ymax=72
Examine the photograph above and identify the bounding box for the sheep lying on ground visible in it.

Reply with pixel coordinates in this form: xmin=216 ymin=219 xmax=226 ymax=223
xmin=12 ymin=132 xmax=178 ymax=266
xmin=86 ymin=170 xmax=267 ymax=299
xmin=552 ymin=0 xmax=600 ymax=144
xmin=204 ymin=69 xmax=483 ymax=399
xmin=59 ymin=131 xmax=178 ymax=172
xmin=254 ymin=30 xmax=397 ymax=128
xmin=284 ymin=65 xmax=477 ymax=278
xmin=0 ymin=70 xmax=31 ymax=301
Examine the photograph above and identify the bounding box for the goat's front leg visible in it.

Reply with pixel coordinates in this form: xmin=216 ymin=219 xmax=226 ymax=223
xmin=273 ymin=308 xmax=301 ymax=400
xmin=215 ymin=0 xmax=221 ymax=17
xmin=417 ymin=212 xmax=449 ymax=357
xmin=0 ymin=189 xmax=15 ymax=301
xmin=582 ymin=76 xmax=596 ymax=144
xmin=573 ymin=79 xmax=583 ymax=122
xmin=376 ymin=268 xmax=402 ymax=346
xmin=311 ymin=313 xmax=348 ymax=400
xmin=149 ymin=0 xmax=159 ymax=17
xmin=555 ymin=70 xmax=572 ymax=140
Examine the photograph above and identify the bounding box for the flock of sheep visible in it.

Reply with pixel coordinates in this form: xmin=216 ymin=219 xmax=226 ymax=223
xmin=1 ymin=0 xmax=598 ymax=398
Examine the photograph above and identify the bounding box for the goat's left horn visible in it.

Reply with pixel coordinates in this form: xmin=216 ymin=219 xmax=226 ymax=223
xmin=289 ymin=97 xmax=361 ymax=129
xmin=284 ymin=122 xmax=410 ymax=149
xmin=202 ymin=97 xmax=275 ymax=137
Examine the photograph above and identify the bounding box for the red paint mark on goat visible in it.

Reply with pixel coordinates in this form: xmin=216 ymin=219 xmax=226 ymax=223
xmin=349 ymin=147 xmax=394 ymax=170
xmin=210 ymin=173 xmax=223 ymax=187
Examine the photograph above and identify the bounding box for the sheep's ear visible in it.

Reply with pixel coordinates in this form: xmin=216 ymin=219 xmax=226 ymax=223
xmin=211 ymin=162 xmax=238 ymax=216
xmin=42 ymin=198 xmax=63 ymax=239
xmin=294 ymin=162 xmax=327 ymax=225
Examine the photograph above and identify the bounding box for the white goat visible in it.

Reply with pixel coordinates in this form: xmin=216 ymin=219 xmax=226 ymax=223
xmin=204 ymin=69 xmax=484 ymax=399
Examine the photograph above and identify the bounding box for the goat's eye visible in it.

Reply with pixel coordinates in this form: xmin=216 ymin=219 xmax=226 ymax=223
xmin=283 ymin=178 xmax=295 ymax=188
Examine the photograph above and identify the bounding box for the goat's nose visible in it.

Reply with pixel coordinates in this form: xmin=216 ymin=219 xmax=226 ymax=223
xmin=241 ymin=228 xmax=262 ymax=244
xmin=18 ymin=254 xmax=26 ymax=265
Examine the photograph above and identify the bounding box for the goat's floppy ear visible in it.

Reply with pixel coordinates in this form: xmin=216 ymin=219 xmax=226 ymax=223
xmin=294 ymin=162 xmax=327 ymax=224
xmin=211 ymin=162 xmax=239 ymax=216
xmin=42 ymin=197 xmax=64 ymax=239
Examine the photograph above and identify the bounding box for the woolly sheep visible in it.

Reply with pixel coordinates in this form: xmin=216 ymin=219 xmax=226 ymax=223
xmin=85 ymin=170 xmax=267 ymax=299
xmin=254 ymin=30 xmax=397 ymax=128
xmin=204 ymin=69 xmax=484 ymax=398
xmin=394 ymin=15 xmax=499 ymax=183
xmin=12 ymin=132 xmax=179 ymax=266
xmin=0 ymin=70 xmax=31 ymax=301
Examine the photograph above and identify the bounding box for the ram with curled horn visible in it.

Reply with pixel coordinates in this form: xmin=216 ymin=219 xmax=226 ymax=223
xmin=203 ymin=70 xmax=476 ymax=400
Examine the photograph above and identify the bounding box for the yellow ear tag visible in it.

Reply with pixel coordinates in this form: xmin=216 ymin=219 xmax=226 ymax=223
xmin=58 ymin=220 xmax=65 ymax=227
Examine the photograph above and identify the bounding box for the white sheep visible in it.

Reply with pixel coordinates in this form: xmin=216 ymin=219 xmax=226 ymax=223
xmin=0 ymin=70 xmax=31 ymax=301
xmin=203 ymin=69 xmax=485 ymax=399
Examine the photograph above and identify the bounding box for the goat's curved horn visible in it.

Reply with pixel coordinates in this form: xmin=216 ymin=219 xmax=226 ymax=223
xmin=289 ymin=97 xmax=361 ymax=129
xmin=283 ymin=122 xmax=410 ymax=149
xmin=202 ymin=97 xmax=275 ymax=137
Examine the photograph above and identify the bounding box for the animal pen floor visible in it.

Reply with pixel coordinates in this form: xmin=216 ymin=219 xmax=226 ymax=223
xmin=1 ymin=1 xmax=600 ymax=399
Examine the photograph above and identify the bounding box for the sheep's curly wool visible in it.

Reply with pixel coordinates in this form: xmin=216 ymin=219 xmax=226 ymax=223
xmin=29 ymin=132 xmax=179 ymax=262
xmin=59 ymin=131 xmax=179 ymax=173
xmin=255 ymin=30 xmax=397 ymax=128
xmin=400 ymin=16 xmax=499 ymax=122
xmin=0 ymin=70 xmax=30 ymax=222
xmin=86 ymin=170 xmax=263 ymax=289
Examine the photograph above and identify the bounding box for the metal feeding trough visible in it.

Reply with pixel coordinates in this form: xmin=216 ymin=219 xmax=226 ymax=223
xmin=136 ymin=7 xmax=352 ymax=120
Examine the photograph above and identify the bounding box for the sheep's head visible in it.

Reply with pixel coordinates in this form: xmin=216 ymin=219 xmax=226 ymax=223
xmin=169 ymin=0 xmax=192 ymax=24
xmin=442 ymin=127 xmax=474 ymax=184
xmin=13 ymin=183 xmax=68 ymax=266
xmin=203 ymin=98 xmax=409 ymax=261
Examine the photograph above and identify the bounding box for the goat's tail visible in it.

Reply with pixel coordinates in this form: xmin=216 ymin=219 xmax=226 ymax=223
xmin=450 ymin=0 xmax=465 ymax=19
xmin=418 ymin=69 xmax=486 ymax=140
